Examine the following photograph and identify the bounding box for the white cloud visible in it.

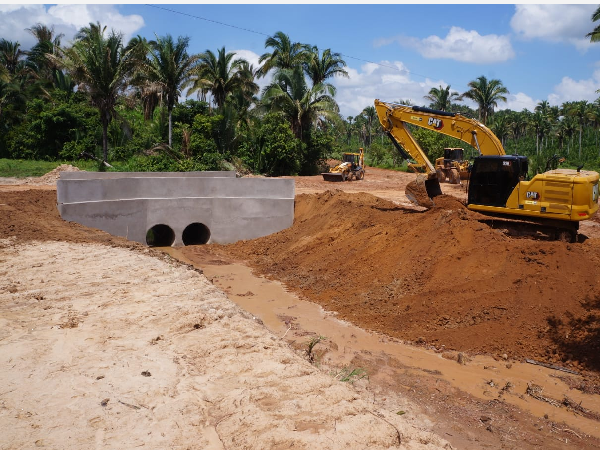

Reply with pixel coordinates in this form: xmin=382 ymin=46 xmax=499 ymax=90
xmin=414 ymin=27 xmax=514 ymax=64
xmin=499 ymin=92 xmax=538 ymax=112
xmin=547 ymin=70 xmax=600 ymax=106
xmin=377 ymin=27 xmax=514 ymax=64
xmin=0 ymin=4 xmax=144 ymax=49
xmin=332 ymin=60 xmax=448 ymax=118
xmin=510 ymin=4 xmax=596 ymax=52
xmin=231 ymin=49 xmax=273 ymax=93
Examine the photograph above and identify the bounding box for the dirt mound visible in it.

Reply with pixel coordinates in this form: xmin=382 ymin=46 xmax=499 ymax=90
xmin=220 ymin=190 xmax=600 ymax=371
xmin=25 ymin=164 xmax=82 ymax=185
xmin=0 ymin=190 xmax=138 ymax=249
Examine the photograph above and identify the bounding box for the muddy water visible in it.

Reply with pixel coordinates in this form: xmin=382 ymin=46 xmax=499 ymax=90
xmin=163 ymin=246 xmax=600 ymax=439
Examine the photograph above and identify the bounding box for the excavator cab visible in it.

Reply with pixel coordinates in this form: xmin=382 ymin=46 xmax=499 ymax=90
xmin=468 ymin=155 xmax=528 ymax=207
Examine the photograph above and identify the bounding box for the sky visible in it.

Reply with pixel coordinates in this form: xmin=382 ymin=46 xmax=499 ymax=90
xmin=1 ymin=3 xmax=600 ymax=118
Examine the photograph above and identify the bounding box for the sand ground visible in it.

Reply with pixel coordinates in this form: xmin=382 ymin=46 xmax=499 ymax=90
xmin=0 ymin=167 xmax=450 ymax=450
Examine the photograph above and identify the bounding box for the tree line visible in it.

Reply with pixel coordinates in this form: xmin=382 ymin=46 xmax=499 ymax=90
xmin=1 ymin=20 xmax=600 ymax=175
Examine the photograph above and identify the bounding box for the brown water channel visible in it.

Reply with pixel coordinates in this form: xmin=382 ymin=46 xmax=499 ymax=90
xmin=162 ymin=245 xmax=600 ymax=442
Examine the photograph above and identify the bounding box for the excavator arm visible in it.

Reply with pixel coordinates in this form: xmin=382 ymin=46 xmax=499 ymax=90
xmin=374 ymin=100 xmax=505 ymax=162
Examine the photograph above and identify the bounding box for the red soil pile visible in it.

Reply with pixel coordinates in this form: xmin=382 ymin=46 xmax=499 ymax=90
xmin=220 ymin=190 xmax=600 ymax=371
xmin=0 ymin=190 xmax=140 ymax=249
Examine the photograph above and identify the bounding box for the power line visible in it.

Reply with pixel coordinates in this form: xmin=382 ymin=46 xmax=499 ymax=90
xmin=145 ymin=4 xmax=270 ymax=37
xmin=143 ymin=4 xmax=533 ymax=109
xmin=144 ymin=4 xmax=436 ymax=83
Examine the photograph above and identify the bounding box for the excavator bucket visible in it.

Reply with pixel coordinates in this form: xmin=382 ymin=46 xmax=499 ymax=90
xmin=322 ymin=172 xmax=345 ymax=182
xmin=404 ymin=174 xmax=442 ymax=208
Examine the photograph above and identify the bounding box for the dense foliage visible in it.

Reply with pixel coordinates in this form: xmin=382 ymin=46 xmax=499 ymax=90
xmin=2 ymin=23 xmax=600 ymax=176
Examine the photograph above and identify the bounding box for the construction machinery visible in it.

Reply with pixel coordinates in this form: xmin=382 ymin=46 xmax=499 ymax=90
xmin=374 ymin=99 xmax=599 ymax=241
xmin=435 ymin=148 xmax=470 ymax=184
xmin=322 ymin=148 xmax=365 ymax=182
xmin=406 ymin=145 xmax=469 ymax=184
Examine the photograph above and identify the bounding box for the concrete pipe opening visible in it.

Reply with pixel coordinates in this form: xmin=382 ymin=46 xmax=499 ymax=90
xmin=146 ymin=224 xmax=175 ymax=247
xmin=182 ymin=222 xmax=211 ymax=245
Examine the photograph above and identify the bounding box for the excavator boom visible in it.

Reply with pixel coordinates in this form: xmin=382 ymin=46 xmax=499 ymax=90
xmin=374 ymin=100 xmax=505 ymax=158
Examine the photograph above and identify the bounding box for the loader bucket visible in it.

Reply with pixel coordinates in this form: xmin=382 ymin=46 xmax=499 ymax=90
xmin=322 ymin=172 xmax=345 ymax=182
xmin=404 ymin=174 xmax=442 ymax=208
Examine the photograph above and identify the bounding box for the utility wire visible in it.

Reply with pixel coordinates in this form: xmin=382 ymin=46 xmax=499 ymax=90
xmin=144 ymin=4 xmax=532 ymax=109
xmin=145 ymin=4 xmax=435 ymax=83
xmin=145 ymin=4 xmax=270 ymax=37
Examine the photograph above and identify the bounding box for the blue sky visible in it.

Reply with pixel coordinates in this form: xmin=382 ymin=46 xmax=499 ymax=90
xmin=2 ymin=3 xmax=600 ymax=117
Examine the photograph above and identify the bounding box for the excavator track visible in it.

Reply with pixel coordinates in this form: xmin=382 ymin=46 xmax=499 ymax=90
xmin=472 ymin=212 xmax=580 ymax=243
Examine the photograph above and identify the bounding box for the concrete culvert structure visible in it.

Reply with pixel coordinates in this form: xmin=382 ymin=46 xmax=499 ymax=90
xmin=182 ymin=222 xmax=211 ymax=245
xmin=146 ymin=224 xmax=175 ymax=247
xmin=56 ymin=172 xmax=294 ymax=245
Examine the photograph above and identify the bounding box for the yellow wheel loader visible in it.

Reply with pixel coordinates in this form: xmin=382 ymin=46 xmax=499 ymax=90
xmin=435 ymin=148 xmax=470 ymax=184
xmin=322 ymin=148 xmax=366 ymax=182
xmin=374 ymin=100 xmax=599 ymax=242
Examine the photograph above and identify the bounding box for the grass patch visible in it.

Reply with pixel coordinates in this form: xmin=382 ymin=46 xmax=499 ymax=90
xmin=333 ymin=366 xmax=368 ymax=384
xmin=305 ymin=335 xmax=326 ymax=364
xmin=0 ymin=159 xmax=122 ymax=178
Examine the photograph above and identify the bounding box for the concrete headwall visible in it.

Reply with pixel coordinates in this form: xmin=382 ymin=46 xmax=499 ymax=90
xmin=57 ymin=171 xmax=295 ymax=246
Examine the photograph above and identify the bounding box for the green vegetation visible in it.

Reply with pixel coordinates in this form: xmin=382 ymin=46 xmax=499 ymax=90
xmin=2 ymin=21 xmax=600 ymax=177
xmin=305 ymin=335 xmax=326 ymax=365
xmin=333 ymin=366 xmax=368 ymax=384
xmin=0 ymin=158 xmax=98 ymax=177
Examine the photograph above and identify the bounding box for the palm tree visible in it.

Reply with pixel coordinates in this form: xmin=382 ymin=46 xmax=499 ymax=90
xmin=26 ymin=24 xmax=64 ymax=78
xmin=51 ymin=22 xmax=136 ymax=163
xmin=489 ymin=113 xmax=510 ymax=148
xmin=125 ymin=35 xmax=160 ymax=121
xmin=302 ymin=46 xmax=348 ymax=88
xmin=588 ymin=101 xmax=600 ymax=153
xmin=256 ymin=31 xmax=307 ymax=79
xmin=360 ymin=106 xmax=377 ymax=148
xmin=224 ymin=61 xmax=259 ymax=136
xmin=546 ymin=105 xmax=561 ymax=148
xmin=587 ymin=6 xmax=600 ymax=42
xmin=508 ymin=110 xmax=527 ymax=153
xmin=135 ymin=34 xmax=199 ymax=147
xmin=261 ymin=66 xmax=339 ymax=142
xmin=424 ymin=85 xmax=460 ymax=111
xmin=534 ymin=100 xmax=550 ymax=116
xmin=0 ymin=71 xmax=17 ymax=119
xmin=22 ymin=24 xmax=68 ymax=100
xmin=190 ymin=47 xmax=258 ymax=110
xmin=461 ymin=76 xmax=509 ymax=125
xmin=0 ymin=64 xmax=8 ymax=83
xmin=528 ymin=111 xmax=546 ymax=155
xmin=0 ymin=39 xmax=26 ymax=75
xmin=557 ymin=115 xmax=577 ymax=155
xmin=565 ymin=100 xmax=590 ymax=158
xmin=345 ymin=116 xmax=354 ymax=146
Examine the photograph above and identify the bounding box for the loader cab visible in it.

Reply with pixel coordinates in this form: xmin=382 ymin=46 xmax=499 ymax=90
xmin=467 ymin=155 xmax=529 ymax=207
xmin=342 ymin=151 xmax=363 ymax=169
xmin=444 ymin=148 xmax=464 ymax=162
xmin=342 ymin=153 xmax=357 ymax=164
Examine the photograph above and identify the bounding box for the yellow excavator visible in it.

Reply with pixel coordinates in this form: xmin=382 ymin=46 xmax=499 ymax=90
xmin=322 ymin=148 xmax=365 ymax=182
xmin=374 ymin=99 xmax=600 ymax=241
